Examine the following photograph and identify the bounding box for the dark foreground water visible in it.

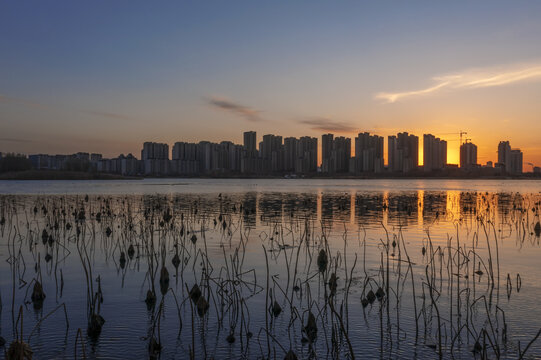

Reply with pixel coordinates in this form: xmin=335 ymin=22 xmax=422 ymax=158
xmin=1 ymin=179 xmax=541 ymax=359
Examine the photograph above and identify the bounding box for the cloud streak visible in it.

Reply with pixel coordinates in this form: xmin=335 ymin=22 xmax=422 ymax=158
xmin=1 ymin=94 xmax=136 ymax=121
xmin=299 ymin=118 xmax=357 ymax=133
xmin=0 ymin=138 xmax=34 ymax=143
xmin=375 ymin=63 xmax=541 ymax=103
xmin=207 ymin=97 xmax=262 ymax=122
xmin=0 ymin=94 xmax=50 ymax=109
xmin=83 ymin=111 xmax=135 ymax=121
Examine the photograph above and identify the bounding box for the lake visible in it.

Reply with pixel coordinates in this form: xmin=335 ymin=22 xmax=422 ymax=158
xmin=1 ymin=178 xmax=541 ymax=359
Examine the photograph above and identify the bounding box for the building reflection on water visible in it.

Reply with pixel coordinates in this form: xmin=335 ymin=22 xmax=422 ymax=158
xmin=133 ymin=190 xmax=541 ymax=238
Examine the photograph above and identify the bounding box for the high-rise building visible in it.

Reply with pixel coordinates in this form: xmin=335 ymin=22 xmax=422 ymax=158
xmin=352 ymin=132 xmax=384 ymax=173
xmin=223 ymin=142 xmax=243 ymax=173
xmin=498 ymin=141 xmax=523 ymax=174
xmin=120 ymin=153 xmax=139 ymax=176
xmin=388 ymin=132 xmax=419 ymax=173
xmin=141 ymin=142 xmax=169 ymax=175
xmin=171 ymin=142 xmax=199 ymax=174
xmin=460 ymin=141 xmax=477 ymax=170
xmin=243 ymin=131 xmax=257 ymax=154
xmin=284 ymin=137 xmax=298 ymax=172
xmin=423 ymin=134 xmax=447 ymax=172
xmin=321 ymin=134 xmax=334 ymax=173
xmin=509 ymin=149 xmax=523 ymax=174
xmin=141 ymin=142 xmax=169 ymax=160
xmin=260 ymin=134 xmax=284 ymax=173
xmin=330 ymin=136 xmax=351 ymax=173
xmin=321 ymin=134 xmax=351 ymax=173
xmin=296 ymin=136 xmax=318 ymax=173
xmin=497 ymin=141 xmax=511 ymax=171
xmin=242 ymin=131 xmax=258 ymax=173
xmin=90 ymin=153 xmax=102 ymax=162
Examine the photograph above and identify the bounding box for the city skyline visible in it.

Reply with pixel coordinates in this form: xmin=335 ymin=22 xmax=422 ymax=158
xmin=18 ymin=130 xmax=531 ymax=176
xmin=2 ymin=2 xmax=541 ymax=167
xmin=3 ymin=3 xmax=541 ymax=360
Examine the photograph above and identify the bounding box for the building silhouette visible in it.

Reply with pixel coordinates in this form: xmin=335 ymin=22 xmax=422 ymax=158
xmin=321 ymin=134 xmax=334 ymax=173
xmin=498 ymin=141 xmax=523 ymax=174
xmin=141 ymin=142 xmax=169 ymax=175
xmin=460 ymin=141 xmax=478 ymax=170
xmin=423 ymin=134 xmax=447 ymax=172
xmin=284 ymin=137 xmax=298 ymax=172
xmin=172 ymin=142 xmax=198 ymax=174
xmin=509 ymin=149 xmax=523 ymax=174
xmin=19 ymin=129 xmax=536 ymax=178
xmin=243 ymin=131 xmax=257 ymax=154
xmin=388 ymin=132 xmax=419 ymax=173
xmin=321 ymin=134 xmax=351 ymax=173
xmin=242 ymin=131 xmax=258 ymax=173
xmin=296 ymin=136 xmax=318 ymax=173
xmin=260 ymin=134 xmax=284 ymax=173
xmin=351 ymin=132 xmax=384 ymax=174
xmin=497 ymin=141 xmax=511 ymax=170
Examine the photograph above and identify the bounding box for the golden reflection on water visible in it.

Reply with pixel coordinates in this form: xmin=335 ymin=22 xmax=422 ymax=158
xmin=245 ymin=189 xmax=540 ymax=246
xmin=2 ymin=188 xmax=541 ymax=359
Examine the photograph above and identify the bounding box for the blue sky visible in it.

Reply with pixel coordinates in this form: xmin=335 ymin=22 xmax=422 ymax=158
xmin=2 ymin=1 xmax=541 ymax=164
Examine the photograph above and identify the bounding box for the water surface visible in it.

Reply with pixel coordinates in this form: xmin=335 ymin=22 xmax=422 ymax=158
xmin=1 ymin=179 xmax=541 ymax=359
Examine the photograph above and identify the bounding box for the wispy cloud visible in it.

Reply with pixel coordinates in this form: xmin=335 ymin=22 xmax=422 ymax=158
xmin=83 ymin=111 xmax=135 ymax=121
xmin=0 ymin=94 xmax=50 ymax=109
xmin=299 ymin=118 xmax=357 ymax=133
xmin=375 ymin=63 xmax=541 ymax=103
xmin=1 ymin=93 xmax=135 ymax=121
xmin=0 ymin=138 xmax=34 ymax=143
xmin=207 ymin=97 xmax=262 ymax=122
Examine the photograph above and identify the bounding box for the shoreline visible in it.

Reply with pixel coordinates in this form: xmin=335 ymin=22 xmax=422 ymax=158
xmin=0 ymin=170 xmax=540 ymax=181
xmin=0 ymin=170 xmax=141 ymax=180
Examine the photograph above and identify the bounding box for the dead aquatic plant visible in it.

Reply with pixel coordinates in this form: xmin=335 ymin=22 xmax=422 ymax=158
xmin=87 ymin=310 xmax=105 ymax=339
xmin=189 ymin=283 xmax=202 ymax=302
xmin=159 ymin=266 xmax=169 ymax=296
xmin=302 ymin=311 xmax=318 ymax=343
xmin=196 ymin=295 xmax=210 ymax=317
xmin=6 ymin=306 xmax=33 ymax=360
xmin=30 ymin=280 xmax=45 ymax=310
xmin=284 ymin=349 xmax=298 ymax=360
xmin=158 ymin=242 xmax=170 ymax=296
xmin=172 ymin=252 xmax=180 ymax=268
xmin=145 ymin=289 xmax=157 ymax=309
xmin=119 ymin=251 xmax=126 ymax=269
xmin=4 ymin=192 xmax=541 ymax=358
xmin=148 ymin=336 xmax=161 ymax=360
xmin=74 ymin=328 xmax=87 ymax=360
xmin=27 ymin=303 xmax=69 ymax=343
xmin=148 ymin=301 xmax=164 ymax=360
xmin=317 ymin=249 xmax=328 ymax=273
xmin=328 ymin=272 xmax=338 ymax=296
xmin=271 ymin=300 xmax=282 ymax=318
xmin=75 ymin=227 xmax=105 ymax=339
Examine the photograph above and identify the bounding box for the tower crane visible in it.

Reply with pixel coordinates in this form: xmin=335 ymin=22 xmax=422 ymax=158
xmin=459 ymin=131 xmax=468 ymax=145
xmin=434 ymin=130 xmax=468 ymax=144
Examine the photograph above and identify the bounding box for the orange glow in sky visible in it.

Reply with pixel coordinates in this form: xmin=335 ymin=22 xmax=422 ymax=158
xmin=1 ymin=2 xmax=541 ymax=171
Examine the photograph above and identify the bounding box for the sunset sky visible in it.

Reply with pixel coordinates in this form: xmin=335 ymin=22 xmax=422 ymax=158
xmin=2 ymin=1 xmax=541 ymax=167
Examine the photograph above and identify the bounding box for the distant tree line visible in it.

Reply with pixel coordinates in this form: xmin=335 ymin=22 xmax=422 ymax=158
xmin=0 ymin=153 xmax=32 ymax=172
xmin=62 ymin=158 xmax=93 ymax=172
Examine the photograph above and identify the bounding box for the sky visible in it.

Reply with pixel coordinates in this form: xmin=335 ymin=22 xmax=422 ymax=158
xmin=1 ymin=1 xmax=541 ymax=167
